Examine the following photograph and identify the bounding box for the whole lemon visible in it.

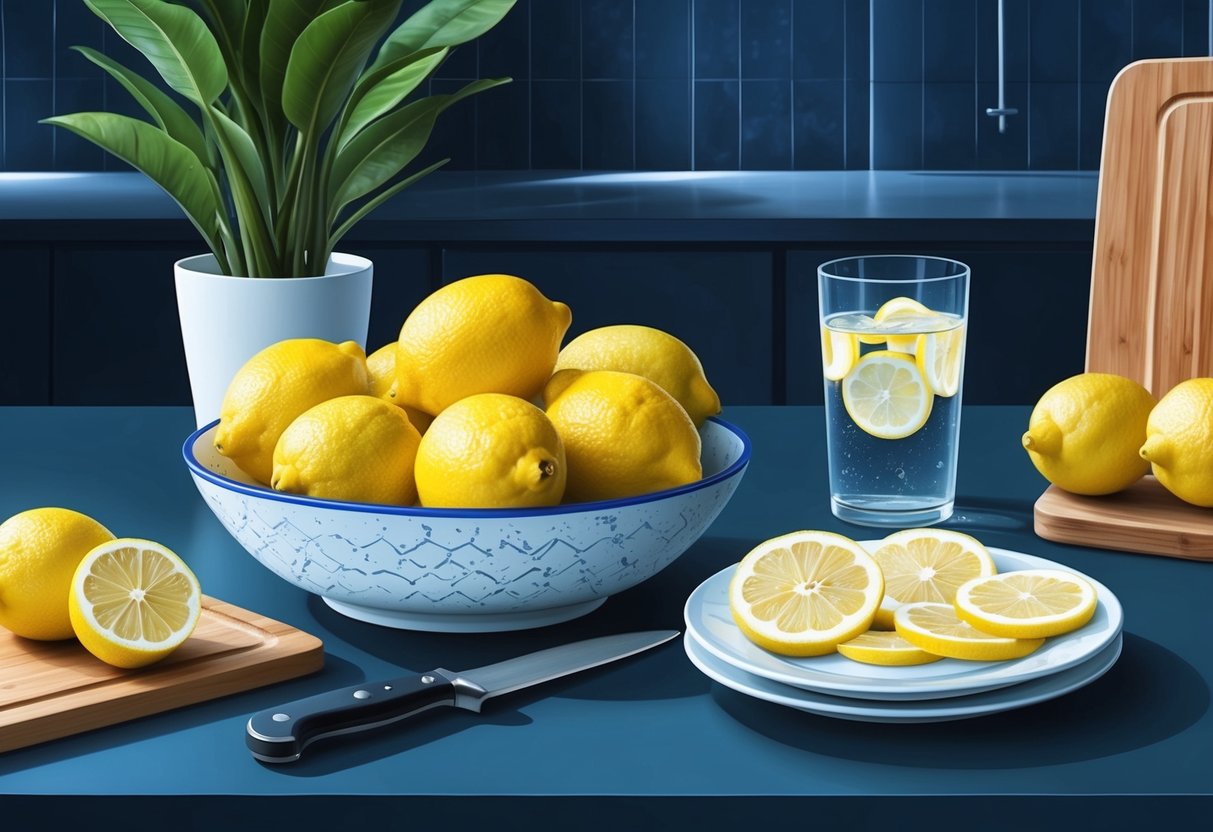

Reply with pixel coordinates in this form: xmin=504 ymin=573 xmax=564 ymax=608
xmin=1021 ymin=372 xmax=1155 ymax=495
xmin=1139 ymin=378 xmax=1213 ymax=507
xmin=366 ymin=343 xmax=434 ymax=434
xmin=395 ymin=274 xmax=572 ymax=416
xmin=415 ymin=394 xmax=567 ymax=508
xmin=544 ymin=370 xmax=703 ymax=503
xmin=215 ymin=338 xmax=371 ymax=485
xmin=0 ymin=508 xmax=115 ymax=640
xmin=553 ymin=325 xmax=721 ymax=426
xmin=272 ymin=395 xmax=422 ymax=506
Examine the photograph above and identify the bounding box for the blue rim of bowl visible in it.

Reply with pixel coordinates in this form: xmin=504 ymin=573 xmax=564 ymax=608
xmin=182 ymin=416 xmax=752 ymax=518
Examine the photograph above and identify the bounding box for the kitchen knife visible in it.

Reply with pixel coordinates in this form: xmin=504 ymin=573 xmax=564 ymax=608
xmin=245 ymin=629 xmax=679 ymax=763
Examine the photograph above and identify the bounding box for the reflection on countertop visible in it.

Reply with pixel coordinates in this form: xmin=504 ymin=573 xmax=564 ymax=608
xmin=0 ymin=170 xmax=1098 ymax=242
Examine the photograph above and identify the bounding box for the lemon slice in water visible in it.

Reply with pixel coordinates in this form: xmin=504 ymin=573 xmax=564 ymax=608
xmin=821 ymin=326 xmax=859 ymax=381
xmin=841 ymin=351 xmax=933 ymax=439
xmin=916 ymin=325 xmax=965 ymax=397
xmin=69 ymin=538 xmax=201 ymax=669
xmin=874 ymin=296 xmax=930 ymax=353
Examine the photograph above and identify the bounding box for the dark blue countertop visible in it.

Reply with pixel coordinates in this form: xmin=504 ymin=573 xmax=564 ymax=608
xmin=0 ymin=406 xmax=1207 ymax=827
xmin=0 ymin=171 xmax=1098 ymax=243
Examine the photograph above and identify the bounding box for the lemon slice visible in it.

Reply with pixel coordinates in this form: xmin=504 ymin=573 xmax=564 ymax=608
xmin=729 ymin=530 xmax=884 ymax=657
xmin=821 ymin=326 xmax=859 ymax=381
xmin=954 ymin=570 xmax=1098 ymax=639
xmin=69 ymin=538 xmax=202 ymax=669
xmin=875 ymin=296 xmax=930 ymax=353
xmin=837 ymin=630 xmax=943 ymax=666
xmin=841 ymin=351 xmax=933 ymax=439
xmin=916 ymin=324 xmax=965 ymax=397
xmin=872 ymin=528 xmax=995 ymax=604
xmin=894 ymin=602 xmax=1045 ymax=661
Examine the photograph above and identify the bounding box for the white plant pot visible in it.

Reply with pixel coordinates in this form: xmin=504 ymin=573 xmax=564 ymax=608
xmin=175 ymin=252 xmax=373 ymax=428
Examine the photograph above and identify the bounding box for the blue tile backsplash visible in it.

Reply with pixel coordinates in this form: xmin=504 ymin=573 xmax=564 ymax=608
xmin=1 ymin=0 xmax=1210 ymax=172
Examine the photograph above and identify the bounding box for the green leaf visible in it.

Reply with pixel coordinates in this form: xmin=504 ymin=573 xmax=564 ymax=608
xmin=41 ymin=112 xmax=223 ymax=254
xmin=83 ymin=0 xmax=228 ymax=105
xmin=336 ymin=46 xmax=448 ymax=152
xmin=374 ymin=0 xmax=517 ymax=69
xmin=209 ymin=106 xmax=273 ymax=228
xmin=329 ymin=157 xmax=447 ymax=251
xmin=260 ymin=0 xmax=342 ymax=128
xmin=282 ymin=0 xmax=402 ymax=135
xmin=70 ymin=45 xmax=211 ymax=165
xmin=328 ymin=77 xmax=507 ymax=214
xmin=240 ymin=0 xmax=270 ymax=105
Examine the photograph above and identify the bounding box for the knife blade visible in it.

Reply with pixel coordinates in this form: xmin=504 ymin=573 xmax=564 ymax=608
xmin=245 ymin=629 xmax=679 ymax=763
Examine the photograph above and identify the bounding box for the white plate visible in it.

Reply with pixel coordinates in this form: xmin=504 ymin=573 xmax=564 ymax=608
xmin=684 ymin=631 xmax=1123 ymax=723
xmin=684 ymin=545 xmax=1123 ymax=701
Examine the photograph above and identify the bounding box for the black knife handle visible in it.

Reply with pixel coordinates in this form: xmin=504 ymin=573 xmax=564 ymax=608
xmin=246 ymin=670 xmax=459 ymax=763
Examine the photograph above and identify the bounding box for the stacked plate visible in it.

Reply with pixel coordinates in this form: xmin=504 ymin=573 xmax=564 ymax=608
xmin=682 ymin=545 xmax=1124 ymax=723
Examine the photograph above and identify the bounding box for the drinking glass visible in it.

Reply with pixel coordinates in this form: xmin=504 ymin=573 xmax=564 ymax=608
xmin=818 ymin=255 xmax=970 ymax=527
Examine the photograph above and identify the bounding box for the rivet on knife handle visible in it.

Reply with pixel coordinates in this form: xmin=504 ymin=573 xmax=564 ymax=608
xmin=245 ymin=669 xmax=475 ymax=763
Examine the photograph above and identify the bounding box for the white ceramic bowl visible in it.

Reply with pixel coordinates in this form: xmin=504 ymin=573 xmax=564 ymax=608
xmin=183 ymin=418 xmax=750 ymax=632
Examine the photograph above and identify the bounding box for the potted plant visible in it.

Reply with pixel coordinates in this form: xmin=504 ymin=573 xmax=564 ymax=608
xmin=44 ymin=0 xmax=515 ymax=426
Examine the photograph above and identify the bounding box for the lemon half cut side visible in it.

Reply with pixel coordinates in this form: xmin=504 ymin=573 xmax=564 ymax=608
xmin=69 ymin=538 xmax=202 ymax=669
xmin=728 ymin=530 xmax=884 ymax=657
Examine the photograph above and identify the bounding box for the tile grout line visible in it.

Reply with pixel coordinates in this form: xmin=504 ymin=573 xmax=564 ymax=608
xmin=52 ymin=0 xmax=57 ymax=168
xmin=632 ymin=0 xmax=636 ymax=170
xmin=868 ymin=0 xmax=875 ymax=169
xmin=789 ymin=0 xmax=795 ymax=170
xmin=579 ymin=1 xmax=584 ymax=169
xmin=736 ymin=0 xmax=742 ymax=169
xmin=842 ymin=0 xmax=849 ymax=169
xmin=920 ymin=0 xmax=924 ymax=169
xmin=689 ymin=0 xmax=696 ymax=171
xmin=1076 ymin=0 xmax=1082 ymax=171
xmin=526 ymin=1 xmax=532 ymax=169
xmin=1 ymin=0 xmax=6 ymax=170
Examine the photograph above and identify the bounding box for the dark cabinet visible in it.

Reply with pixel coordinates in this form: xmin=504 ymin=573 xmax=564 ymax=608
xmin=1 ymin=246 xmax=51 ymax=404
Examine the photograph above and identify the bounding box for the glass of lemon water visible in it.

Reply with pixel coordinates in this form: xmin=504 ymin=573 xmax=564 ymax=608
xmin=818 ymin=255 xmax=970 ymax=526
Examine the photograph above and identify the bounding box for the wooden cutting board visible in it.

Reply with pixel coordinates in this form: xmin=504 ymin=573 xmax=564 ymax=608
xmin=0 ymin=596 xmax=323 ymax=754
xmin=1034 ymin=57 xmax=1213 ymax=559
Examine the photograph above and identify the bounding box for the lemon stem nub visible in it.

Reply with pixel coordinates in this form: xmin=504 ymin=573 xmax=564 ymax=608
xmin=539 ymin=459 xmax=555 ymax=479
xmin=1022 ymin=419 xmax=1062 ymax=456
xmin=1139 ymin=435 xmax=1169 ymax=464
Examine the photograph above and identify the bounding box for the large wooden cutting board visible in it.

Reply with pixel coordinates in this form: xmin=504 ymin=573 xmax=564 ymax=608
xmin=1034 ymin=57 xmax=1213 ymax=559
xmin=0 ymin=596 xmax=323 ymax=754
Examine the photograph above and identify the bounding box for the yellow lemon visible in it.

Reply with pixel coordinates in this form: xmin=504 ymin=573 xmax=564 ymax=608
xmin=69 ymin=538 xmax=201 ymax=668
xmin=1139 ymin=378 xmax=1213 ymax=507
xmin=552 ymin=325 xmax=721 ymax=426
xmin=841 ymin=351 xmax=933 ymax=439
xmin=728 ymin=530 xmax=884 ymax=657
xmin=915 ymin=324 xmax=965 ymax=397
xmin=0 ymin=508 xmax=115 ymax=640
xmin=1022 ymin=372 xmax=1155 ymax=495
xmin=366 ymin=343 xmax=434 ymax=434
xmin=544 ymin=370 xmax=702 ymax=503
xmin=414 ymin=393 xmax=566 ymax=508
xmin=272 ymin=395 xmax=422 ymax=506
xmin=894 ymin=602 xmax=1045 ymax=662
xmin=821 ymin=325 xmax=859 ymax=381
xmin=953 ymin=570 xmax=1098 ymax=639
xmin=395 ymin=274 xmax=572 ymax=416
xmin=215 ymin=339 xmax=371 ymax=485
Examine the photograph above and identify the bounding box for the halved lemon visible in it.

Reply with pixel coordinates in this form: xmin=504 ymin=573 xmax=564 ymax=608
xmin=916 ymin=324 xmax=965 ymax=397
xmin=729 ymin=530 xmax=884 ymax=657
xmin=954 ymin=570 xmax=1098 ymax=639
xmin=837 ymin=629 xmax=943 ymax=666
xmin=841 ymin=351 xmax=933 ymax=439
xmin=69 ymin=538 xmax=202 ymax=669
xmin=874 ymin=296 xmax=931 ymax=353
xmin=894 ymin=602 xmax=1044 ymax=661
xmin=821 ymin=326 xmax=859 ymax=381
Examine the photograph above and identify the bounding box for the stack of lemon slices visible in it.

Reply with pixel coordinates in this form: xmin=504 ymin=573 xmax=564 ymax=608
xmin=681 ymin=527 xmax=1121 ymax=720
xmin=729 ymin=528 xmax=1098 ymax=664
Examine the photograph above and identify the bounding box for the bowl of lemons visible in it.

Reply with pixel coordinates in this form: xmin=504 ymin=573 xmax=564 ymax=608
xmin=183 ymin=274 xmax=750 ymax=632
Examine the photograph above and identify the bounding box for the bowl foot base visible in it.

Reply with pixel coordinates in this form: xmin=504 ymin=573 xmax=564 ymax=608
xmin=322 ymin=597 xmax=609 ymax=632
